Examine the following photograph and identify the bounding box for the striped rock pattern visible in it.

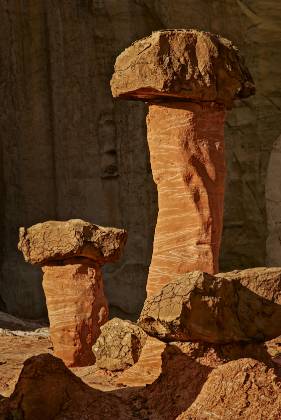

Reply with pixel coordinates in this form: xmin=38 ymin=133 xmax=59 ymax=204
xmin=42 ymin=262 xmax=108 ymax=367
xmin=146 ymin=102 xmax=226 ymax=297
xmin=116 ymin=336 xmax=166 ymax=387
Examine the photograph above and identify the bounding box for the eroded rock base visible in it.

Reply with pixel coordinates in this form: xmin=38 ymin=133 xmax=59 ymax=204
xmin=42 ymin=262 xmax=108 ymax=367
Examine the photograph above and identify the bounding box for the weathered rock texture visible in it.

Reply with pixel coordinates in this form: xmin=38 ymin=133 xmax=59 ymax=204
xmin=146 ymin=102 xmax=226 ymax=296
xmin=111 ymin=29 xmax=254 ymax=107
xmin=19 ymin=219 xmax=127 ymax=265
xmin=92 ymin=318 xmax=147 ymax=371
xmin=1 ymin=1 xmax=281 ymax=319
xmin=179 ymin=358 xmax=281 ymax=419
xmin=111 ymin=30 xmax=254 ymax=297
xmin=139 ymin=270 xmax=281 ymax=343
xmin=216 ymin=266 xmax=281 ymax=301
xmin=18 ymin=219 xmax=128 ymax=366
xmin=43 ymin=263 xmax=108 ymax=367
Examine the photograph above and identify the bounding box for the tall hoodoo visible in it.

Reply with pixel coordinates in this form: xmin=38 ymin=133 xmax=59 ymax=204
xmin=111 ymin=29 xmax=255 ymax=297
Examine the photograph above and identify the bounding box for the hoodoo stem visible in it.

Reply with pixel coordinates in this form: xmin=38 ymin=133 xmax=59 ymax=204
xmin=146 ymin=102 xmax=226 ymax=297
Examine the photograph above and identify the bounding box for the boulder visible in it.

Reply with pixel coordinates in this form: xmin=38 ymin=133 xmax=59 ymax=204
xmin=138 ymin=270 xmax=281 ymax=343
xmin=18 ymin=219 xmax=127 ymax=265
xmin=92 ymin=318 xmax=148 ymax=371
xmin=111 ymin=29 xmax=255 ymax=108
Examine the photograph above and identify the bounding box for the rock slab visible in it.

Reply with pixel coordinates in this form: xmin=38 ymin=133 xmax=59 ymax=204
xmin=139 ymin=269 xmax=281 ymax=343
xmin=18 ymin=219 xmax=127 ymax=265
xmin=111 ymin=29 xmax=255 ymax=108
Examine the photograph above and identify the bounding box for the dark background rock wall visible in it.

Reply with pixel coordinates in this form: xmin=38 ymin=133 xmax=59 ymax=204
xmin=1 ymin=0 xmax=281 ymax=320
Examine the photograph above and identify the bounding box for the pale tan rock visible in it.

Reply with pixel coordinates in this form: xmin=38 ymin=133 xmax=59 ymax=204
xmin=116 ymin=336 xmax=166 ymax=387
xmin=111 ymin=29 xmax=255 ymax=108
xmin=179 ymin=358 xmax=281 ymax=419
xmin=146 ymin=102 xmax=226 ymax=296
xmin=138 ymin=270 xmax=281 ymax=343
xmin=92 ymin=318 xmax=147 ymax=371
xmin=216 ymin=266 xmax=281 ymax=302
xmin=18 ymin=219 xmax=127 ymax=265
xmin=42 ymin=263 xmax=108 ymax=367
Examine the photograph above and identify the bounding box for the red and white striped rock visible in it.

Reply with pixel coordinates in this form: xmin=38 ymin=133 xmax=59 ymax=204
xmin=18 ymin=219 xmax=127 ymax=367
xmin=146 ymin=102 xmax=226 ymax=296
xmin=42 ymin=262 xmax=108 ymax=367
xmin=111 ymin=29 xmax=254 ymax=298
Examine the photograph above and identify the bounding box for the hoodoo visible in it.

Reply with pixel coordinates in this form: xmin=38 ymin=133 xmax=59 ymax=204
xmin=111 ymin=29 xmax=255 ymax=297
xmin=18 ymin=219 xmax=127 ymax=366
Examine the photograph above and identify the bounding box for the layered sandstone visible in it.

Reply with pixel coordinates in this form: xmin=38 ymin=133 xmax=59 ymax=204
xmin=43 ymin=262 xmax=108 ymax=367
xmin=111 ymin=29 xmax=255 ymax=297
xmin=18 ymin=219 xmax=127 ymax=367
xmin=146 ymin=102 xmax=226 ymax=295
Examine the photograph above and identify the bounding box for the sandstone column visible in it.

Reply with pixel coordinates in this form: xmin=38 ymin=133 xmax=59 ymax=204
xmin=111 ymin=29 xmax=255 ymax=297
xmin=18 ymin=219 xmax=127 ymax=366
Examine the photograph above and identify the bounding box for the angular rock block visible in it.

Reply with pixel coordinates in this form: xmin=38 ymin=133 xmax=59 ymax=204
xmin=18 ymin=219 xmax=127 ymax=265
xmin=43 ymin=263 xmax=108 ymax=367
xmin=138 ymin=269 xmax=281 ymax=343
xmin=92 ymin=318 xmax=147 ymax=371
xmin=111 ymin=29 xmax=255 ymax=108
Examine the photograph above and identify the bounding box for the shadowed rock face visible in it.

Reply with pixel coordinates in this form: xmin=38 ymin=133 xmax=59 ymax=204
xmin=138 ymin=269 xmax=281 ymax=344
xmin=179 ymin=358 xmax=281 ymax=419
xmin=111 ymin=29 xmax=255 ymax=108
xmin=18 ymin=219 xmax=127 ymax=265
xmin=0 ymin=353 xmax=132 ymax=420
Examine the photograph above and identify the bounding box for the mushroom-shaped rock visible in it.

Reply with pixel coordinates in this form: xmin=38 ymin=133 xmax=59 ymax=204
xmin=111 ymin=30 xmax=255 ymax=297
xmin=138 ymin=270 xmax=281 ymax=344
xmin=111 ymin=29 xmax=254 ymax=108
xmin=92 ymin=318 xmax=148 ymax=371
xmin=18 ymin=220 xmax=128 ymax=367
xmin=18 ymin=219 xmax=127 ymax=265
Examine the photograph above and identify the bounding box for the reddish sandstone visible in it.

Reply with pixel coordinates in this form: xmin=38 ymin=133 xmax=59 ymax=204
xmin=146 ymin=102 xmax=225 ymax=295
xmin=18 ymin=219 xmax=127 ymax=367
xmin=111 ymin=29 xmax=255 ymax=297
xmin=42 ymin=262 xmax=108 ymax=367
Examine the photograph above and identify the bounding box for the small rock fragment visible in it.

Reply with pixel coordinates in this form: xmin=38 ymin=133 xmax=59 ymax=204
xmin=92 ymin=318 xmax=148 ymax=371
